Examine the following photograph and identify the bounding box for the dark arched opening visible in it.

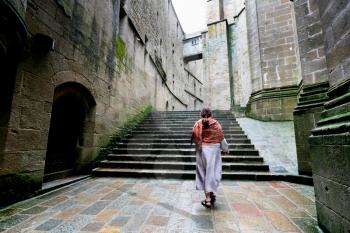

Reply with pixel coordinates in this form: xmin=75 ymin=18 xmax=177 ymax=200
xmin=44 ymin=82 xmax=96 ymax=182
xmin=166 ymin=101 xmax=169 ymax=111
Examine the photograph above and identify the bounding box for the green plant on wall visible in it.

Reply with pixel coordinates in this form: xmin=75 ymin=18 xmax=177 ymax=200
xmin=115 ymin=36 xmax=127 ymax=71
xmin=96 ymin=105 xmax=154 ymax=162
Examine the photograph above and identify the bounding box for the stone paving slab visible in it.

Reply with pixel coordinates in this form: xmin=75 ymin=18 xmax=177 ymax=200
xmin=0 ymin=178 xmax=322 ymax=233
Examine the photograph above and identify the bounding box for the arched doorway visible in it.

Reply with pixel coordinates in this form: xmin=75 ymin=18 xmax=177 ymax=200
xmin=44 ymin=82 xmax=96 ymax=182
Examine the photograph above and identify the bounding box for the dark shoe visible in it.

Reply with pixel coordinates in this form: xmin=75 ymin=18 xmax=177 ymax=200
xmin=201 ymin=199 xmax=212 ymax=209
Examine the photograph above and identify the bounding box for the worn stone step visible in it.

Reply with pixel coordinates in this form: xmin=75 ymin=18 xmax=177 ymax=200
xmin=111 ymin=148 xmax=260 ymax=156
xmin=98 ymin=160 xmax=269 ymax=171
xmin=141 ymin=120 xmax=238 ymax=125
xmin=138 ymin=123 xmax=241 ymax=127
xmin=106 ymin=154 xmax=264 ymax=162
xmin=92 ymin=168 xmax=271 ymax=180
xmin=135 ymin=126 xmax=243 ymax=131
xmin=121 ymin=138 xmax=252 ymax=144
xmin=115 ymin=143 xmax=254 ymax=149
xmin=131 ymin=130 xmax=245 ymax=134
xmin=132 ymin=132 xmax=247 ymax=139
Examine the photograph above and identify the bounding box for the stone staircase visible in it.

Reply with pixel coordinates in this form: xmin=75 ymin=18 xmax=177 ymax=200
xmin=93 ymin=110 xmax=270 ymax=179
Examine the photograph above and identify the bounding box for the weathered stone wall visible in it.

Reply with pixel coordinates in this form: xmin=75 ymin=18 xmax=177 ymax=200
xmin=0 ymin=0 xmax=202 ymax=203
xmin=293 ymin=0 xmax=329 ymax=175
xmin=230 ymin=5 xmax=252 ymax=109
xmin=203 ymin=20 xmax=231 ymax=110
xmin=257 ymin=0 xmax=301 ymax=89
xmin=309 ymin=0 xmax=350 ymax=232
xmin=246 ymin=0 xmax=262 ymax=93
xmin=245 ymin=0 xmax=301 ymax=120
xmin=207 ymin=0 xmax=220 ymax=24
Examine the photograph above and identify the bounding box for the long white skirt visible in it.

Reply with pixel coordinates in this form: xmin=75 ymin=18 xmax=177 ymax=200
xmin=195 ymin=143 xmax=222 ymax=193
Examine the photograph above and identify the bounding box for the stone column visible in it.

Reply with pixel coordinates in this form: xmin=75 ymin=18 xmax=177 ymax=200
xmin=293 ymin=0 xmax=329 ymax=175
xmin=203 ymin=0 xmax=232 ymax=110
xmin=309 ymin=0 xmax=350 ymax=232
xmin=245 ymin=0 xmax=302 ymax=121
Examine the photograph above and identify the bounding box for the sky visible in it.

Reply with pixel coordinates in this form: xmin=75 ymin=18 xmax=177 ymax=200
xmin=171 ymin=0 xmax=207 ymax=34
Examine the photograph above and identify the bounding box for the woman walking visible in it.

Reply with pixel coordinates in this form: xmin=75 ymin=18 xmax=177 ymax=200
xmin=191 ymin=108 xmax=228 ymax=208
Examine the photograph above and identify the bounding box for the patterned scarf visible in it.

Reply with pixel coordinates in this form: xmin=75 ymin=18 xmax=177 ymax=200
xmin=191 ymin=117 xmax=224 ymax=150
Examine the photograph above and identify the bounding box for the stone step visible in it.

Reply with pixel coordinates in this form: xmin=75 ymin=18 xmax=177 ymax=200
xmin=92 ymin=168 xmax=271 ymax=180
xmin=115 ymin=143 xmax=254 ymax=149
xmin=106 ymin=154 xmax=264 ymax=162
xmin=94 ymin=110 xmax=270 ymax=180
xmin=131 ymin=130 xmax=245 ymax=134
xmin=121 ymin=138 xmax=252 ymax=144
xmin=111 ymin=148 xmax=260 ymax=156
xmin=141 ymin=120 xmax=238 ymax=124
xmin=127 ymin=134 xmax=249 ymax=139
xmin=128 ymin=133 xmax=247 ymax=141
xmin=98 ymin=160 xmax=269 ymax=171
xmin=135 ymin=126 xmax=243 ymax=131
xmin=138 ymin=123 xmax=241 ymax=127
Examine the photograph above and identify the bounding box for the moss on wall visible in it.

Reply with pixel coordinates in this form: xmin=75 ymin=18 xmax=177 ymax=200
xmin=95 ymin=105 xmax=154 ymax=162
xmin=0 ymin=173 xmax=41 ymax=208
xmin=115 ymin=36 xmax=127 ymax=70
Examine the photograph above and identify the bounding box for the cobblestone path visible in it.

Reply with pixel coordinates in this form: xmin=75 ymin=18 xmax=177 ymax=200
xmin=0 ymin=178 xmax=321 ymax=233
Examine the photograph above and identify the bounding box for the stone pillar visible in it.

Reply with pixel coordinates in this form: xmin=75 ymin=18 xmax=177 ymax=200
xmin=245 ymin=0 xmax=302 ymax=121
xmin=204 ymin=20 xmax=231 ymax=110
xmin=309 ymin=0 xmax=350 ymax=232
xmin=293 ymin=0 xmax=329 ymax=175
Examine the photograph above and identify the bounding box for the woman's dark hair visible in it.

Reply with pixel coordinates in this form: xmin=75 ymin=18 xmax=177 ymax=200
xmin=201 ymin=108 xmax=212 ymax=118
xmin=201 ymin=108 xmax=212 ymax=128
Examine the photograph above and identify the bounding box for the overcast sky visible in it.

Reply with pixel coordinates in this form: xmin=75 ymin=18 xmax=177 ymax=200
xmin=171 ymin=0 xmax=207 ymax=34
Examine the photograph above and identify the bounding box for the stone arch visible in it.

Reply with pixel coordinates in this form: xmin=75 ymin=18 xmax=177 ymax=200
xmin=44 ymin=82 xmax=96 ymax=182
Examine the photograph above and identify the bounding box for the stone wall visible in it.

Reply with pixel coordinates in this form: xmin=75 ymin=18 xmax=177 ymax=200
xmin=207 ymin=0 xmax=221 ymax=24
xmin=246 ymin=0 xmax=262 ymax=93
xmin=245 ymin=0 xmax=301 ymax=120
xmin=309 ymin=0 xmax=350 ymax=232
xmin=230 ymin=5 xmax=252 ymax=109
xmin=203 ymin=20 xmax=231 ymax=110
xmin=293 ymin=0 xmax=329 ymax=175
xmin=0 ymin=0 xmax=202 ymax=204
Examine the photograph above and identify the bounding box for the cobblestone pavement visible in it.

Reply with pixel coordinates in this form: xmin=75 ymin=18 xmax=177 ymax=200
xmin=237 ymin=118 xmax=298 ymax=175
xmin=0 ymin=178 xmax=321 ymax=233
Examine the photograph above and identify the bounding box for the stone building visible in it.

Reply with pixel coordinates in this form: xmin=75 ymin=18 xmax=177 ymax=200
xmin=0 ymin=0 xmax=203 ymax=199
xmin=186 ymin=0 xmax=350 ymax=231
xmin=0 ymin=0 xmax=349 ymax=232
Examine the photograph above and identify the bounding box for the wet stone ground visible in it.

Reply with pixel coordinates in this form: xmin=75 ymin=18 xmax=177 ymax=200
xmin=0 ymin=177 xmax=321 ymax=233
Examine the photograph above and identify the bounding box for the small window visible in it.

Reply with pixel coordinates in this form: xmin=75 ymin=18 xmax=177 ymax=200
xmin=192 ymin=39 xmax=199 ymax=46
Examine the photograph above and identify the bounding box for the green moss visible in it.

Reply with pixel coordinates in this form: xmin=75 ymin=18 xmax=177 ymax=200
xmin=95 ymin=105 xmax=154 ymax=162
xmin=0 ymin=173 xmax=40 ymax=208
xmin=115 ymin=36 xmax=127 ymax=65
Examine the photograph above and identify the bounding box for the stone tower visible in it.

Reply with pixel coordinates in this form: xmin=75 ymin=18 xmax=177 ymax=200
xmin=202 ymin=0 xmax=232 ymax=110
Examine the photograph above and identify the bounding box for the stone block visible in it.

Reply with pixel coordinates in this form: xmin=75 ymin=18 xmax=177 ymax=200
xmin=1 ymin=150 xmax=45 ymax=174
xmin=311 ymin=142 xmax=350 ymax=187
xmin=22 ymin=72 xmax=54 ymax=102
xmin=5 ymin=129 xmax=43 ymax=152
xmin=316 ymin=201 xmax=350 ymax=233
xmin=313 ymin=174 xmax=350 ymax=220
